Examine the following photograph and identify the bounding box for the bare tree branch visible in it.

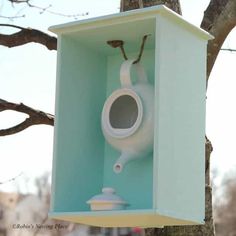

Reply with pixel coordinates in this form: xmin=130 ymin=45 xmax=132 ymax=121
xmin=0 ymin=172 xmax=22 ymax=184
xmin=7 ymin=0 xmax=88 ymax=19
xmin=0 ymin=99 xmax=54 ymax=136
xmin=0 ymin=24 xmax=57 ymax=50
xmin=201 ymin=0 xmax=236 ymax=81
xmin=221 ymin=48 xmax=236 ymax=52
xmin=0 ymin=24 xmax=25 ymax=30
xmin=0 ymin=14 xmax=25 ymax=20
xmin=8 ymin=0 xmax=29 ymax=3
xmin=25 ymin=2 xmax=88 ymax=19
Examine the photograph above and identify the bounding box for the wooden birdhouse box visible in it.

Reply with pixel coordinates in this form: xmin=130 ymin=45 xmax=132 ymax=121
xmin=49 ymin=5 xmax=213 ymax=228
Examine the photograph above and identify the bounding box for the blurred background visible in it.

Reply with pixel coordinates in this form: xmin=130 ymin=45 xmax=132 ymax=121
xmin=0 ymin=0 xmax=236 ymax=235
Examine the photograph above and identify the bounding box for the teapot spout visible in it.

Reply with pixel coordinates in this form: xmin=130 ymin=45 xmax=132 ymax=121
xmin=113 ymin=152 xmax=136 ymax=174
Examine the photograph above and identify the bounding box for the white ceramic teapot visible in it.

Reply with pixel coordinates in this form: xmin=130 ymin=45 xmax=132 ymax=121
xmin=101 ymin=59 xmax=154 ymax=173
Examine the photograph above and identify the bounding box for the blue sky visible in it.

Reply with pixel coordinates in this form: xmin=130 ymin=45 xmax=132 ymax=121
xmin=0 ymin=0 xmax=236 ymax=192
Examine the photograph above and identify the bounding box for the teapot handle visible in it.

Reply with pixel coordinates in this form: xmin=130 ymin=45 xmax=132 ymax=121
xmin=120 ymin=59 xmax=148 ymax=88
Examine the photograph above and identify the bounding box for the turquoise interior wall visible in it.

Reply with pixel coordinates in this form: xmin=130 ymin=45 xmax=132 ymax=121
xmin=52 ymin=20 xmax=157 ymax=212
xmin=52 ymin=45 xmax=156 ymax=212
xmin=52 ymin=36 xmax=107 ymax=212
xmin=103 ymin=49 xmax=155 ymax=210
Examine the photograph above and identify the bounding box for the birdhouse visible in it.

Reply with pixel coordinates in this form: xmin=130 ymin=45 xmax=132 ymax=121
xmin=49 ymin=5 xmax=213 ymax=228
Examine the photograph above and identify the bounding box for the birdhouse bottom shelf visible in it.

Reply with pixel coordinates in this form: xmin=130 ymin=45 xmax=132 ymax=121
xmin=49 ymin=210 xmax=201 ymax=228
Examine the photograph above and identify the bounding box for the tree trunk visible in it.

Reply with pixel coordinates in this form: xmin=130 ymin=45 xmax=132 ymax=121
xmin=120 ymin=0 xmax=215 ymax=235
xmin=120 ymin=0 xmax=181 ymax=14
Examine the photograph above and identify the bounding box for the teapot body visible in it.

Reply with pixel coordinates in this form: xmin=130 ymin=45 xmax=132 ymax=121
xmin=101 ymin=60 xmax=154 ymax=173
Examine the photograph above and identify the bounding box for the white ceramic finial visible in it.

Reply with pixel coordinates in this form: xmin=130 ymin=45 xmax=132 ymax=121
xmin=102 ymin=187 xmax=115 ymax=194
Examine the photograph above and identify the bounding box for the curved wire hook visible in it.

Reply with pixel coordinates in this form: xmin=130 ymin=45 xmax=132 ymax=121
xmin=107 ymin=40 xmax=128 ymax=60
xmin=133 ymin=34 xmax=150 ymax=64
xmin=107 ymin=34 xmax=151 ymax=63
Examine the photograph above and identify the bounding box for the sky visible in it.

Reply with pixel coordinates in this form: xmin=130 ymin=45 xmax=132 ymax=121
xmin=0 ymin=0 xmax=235 ymax=192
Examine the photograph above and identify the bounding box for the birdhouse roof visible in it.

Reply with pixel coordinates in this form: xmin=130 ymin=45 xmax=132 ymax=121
xmin=49 ymin=5 xmax=213 ymax=41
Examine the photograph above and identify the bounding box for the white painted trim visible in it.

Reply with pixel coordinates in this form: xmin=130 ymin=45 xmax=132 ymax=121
xmin=49 ymin=5 xmax=213 ymax=40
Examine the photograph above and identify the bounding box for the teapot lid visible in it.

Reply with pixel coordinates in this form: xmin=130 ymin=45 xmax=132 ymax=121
xmin=87 ymin=187 xmax=127 ymax=204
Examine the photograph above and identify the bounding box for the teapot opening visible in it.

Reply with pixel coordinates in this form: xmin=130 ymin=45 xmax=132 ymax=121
xmin=113 ymin=163 xmax=122 ymax=173
xmin=109 ymin=95 xmax=138 ymax=129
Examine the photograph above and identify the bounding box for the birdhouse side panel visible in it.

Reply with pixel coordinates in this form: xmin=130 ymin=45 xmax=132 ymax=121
xmin=153 ymin=15 xmax=206 ymax=223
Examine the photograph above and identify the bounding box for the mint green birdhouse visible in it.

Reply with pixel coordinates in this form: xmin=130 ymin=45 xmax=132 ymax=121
xmin=49 ymin=5 xmax=213 ymax=228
